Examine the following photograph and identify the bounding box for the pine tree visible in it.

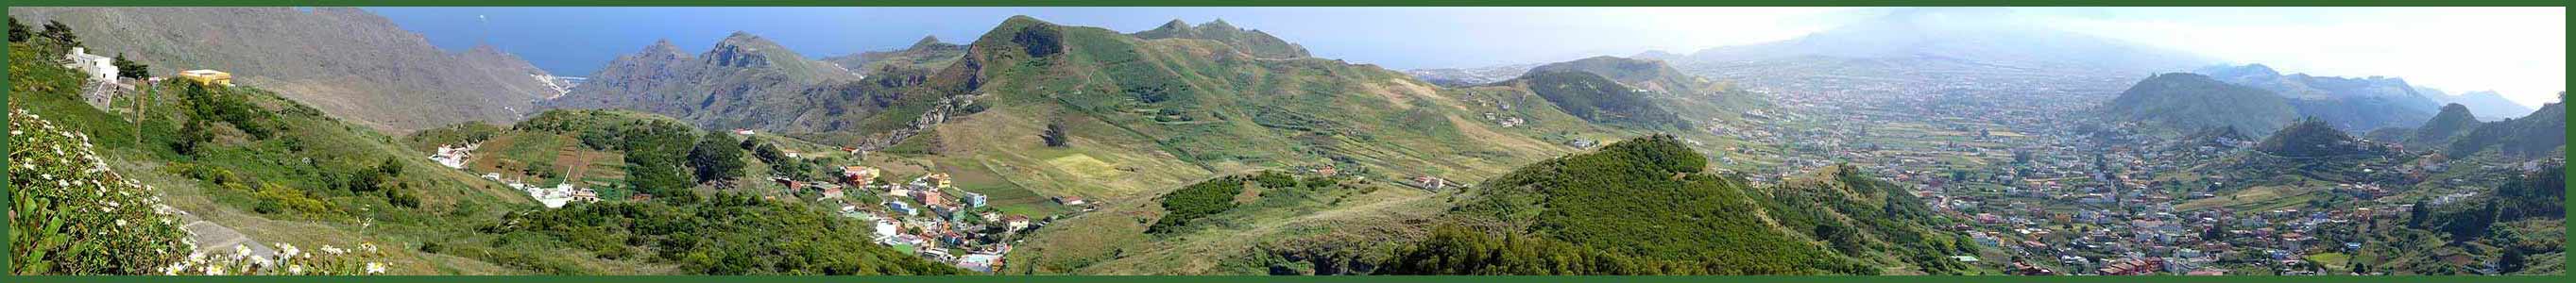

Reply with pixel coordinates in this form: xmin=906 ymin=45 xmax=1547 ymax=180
xmin=111 ymin=53 xmax=149 ymax=79
xmin=38 ymin=20 xmax=77 ymax=47
xmin=2499 ymin=247 xmax=2527 ymax=274
xmin=1041 ymin=120 xmax=1069 ymax=147
xmin=7 ymin=17 xmax=28 ymax=42
xmin=2408 ymin=199 xmax=2431 ymax=228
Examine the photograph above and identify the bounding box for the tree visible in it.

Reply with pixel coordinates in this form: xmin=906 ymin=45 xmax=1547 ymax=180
xmin=1041 ymin=120 xmax=1069 ymax=147
xmin=111 ymin=53 xmax=149 ymax=79
xmin=2499 ymin=247 xmax=2527 ymax=274
xmin=38 ymin=20 xmax=77 ymax=47
xmin=686 ymin=131 xmax=747 ymax=185
xmin=8 ymin=17 xmax=27 ymax=42
xmin=2408 ymin=199 xmax=2432 ymax=228
xmin=621 ymin=122 xmax=699 ymax=203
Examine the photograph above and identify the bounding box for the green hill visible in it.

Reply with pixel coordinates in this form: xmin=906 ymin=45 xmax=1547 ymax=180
xmin=821 ymin=35 xmax=968 ymax=75
xmin=2101 ymin=73 xmax=2297 ymax=136
xmin=1526 ymin=56 xmax=1709 ymax=94
xmin=1131 ymin=19 xmax=1311 ymax=58
xmin=2257 ymin=118 xmax=2371 ymax=158
xmin=860 ymin=15 xmax=1612 ymax=201
xmin=1521 ymin=56 xmax=1770 ymax=123
xmin=1500 ymin=70 xmax=1689 ymax=129
xmin=2445 ymin=97 xmax=2566 ymax=159
xmin=1375 ymin=135 xmax=1967 ymax=275
xmin=9 ymin=34 xmax=952 ymax=275
xmin=2405 ymin=103 xmax=2480 ymax=148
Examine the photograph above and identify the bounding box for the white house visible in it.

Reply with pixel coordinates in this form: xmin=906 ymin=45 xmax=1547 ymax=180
xmin=429 ymin=143 xmax=477 ymax=169
xmin=63 ymin=47 xmax=117 ymax=82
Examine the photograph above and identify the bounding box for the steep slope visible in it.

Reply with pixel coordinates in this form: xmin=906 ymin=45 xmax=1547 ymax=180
xmin=1131 ymin=19 xmax=1310 ymax=58
xmin=820 ymin=35 xmax=968 ymax=75
xmin=13 ymin=35 xmax=957 ymax=275
xmin=1495 ymin=70 xmax=1688 ymax=129
xmin=9 ymin=8 xmax=568 ymax=132
xmin=2405 ymin=104 xmax=2481 ymax=148
xmin=10 ymin=41 xmax=547 ymax=274
xmin=871 ymin=16 xmax=1602 ymax=202
xmin=2197 ymin=64 xmax=2442 ymax=131
xmin=1526 ymin=56 xmax=1710 ymax=94
xmin=542 ymin=32 xmax=864 ymax=131
xmin=2446 ymin=97 xmax=2566 ymax=159
xmin=1520 ymin=56 xmax=1771 ymax=123
xmin=2100 ymin=73 xmax=2298 ymax=136
xmin=1373 ymin=136 xmax=1969 ymax=275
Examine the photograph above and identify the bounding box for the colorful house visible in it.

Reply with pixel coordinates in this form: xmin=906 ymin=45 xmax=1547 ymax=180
xmin=179 ymin=69 xmax=233 ymax=86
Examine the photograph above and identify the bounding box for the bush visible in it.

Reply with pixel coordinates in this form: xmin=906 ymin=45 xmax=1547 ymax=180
xmin=1148 ymin=175 xmax=1249 ymax=234
xmin=9 ymin=108 xmax=192 ymax=275
xmin=685 ymin=131 xmax=745 ymax=184
xmin=495 ymin=193 xmax=965 ymax=275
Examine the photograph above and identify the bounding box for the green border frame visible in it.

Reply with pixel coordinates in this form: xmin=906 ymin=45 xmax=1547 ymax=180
xmin=2 ymin=1 xmax=2569 ymax=282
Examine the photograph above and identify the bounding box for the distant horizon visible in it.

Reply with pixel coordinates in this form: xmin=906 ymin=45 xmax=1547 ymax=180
xmin=370 ymin=7 xmax=2566 ymax=108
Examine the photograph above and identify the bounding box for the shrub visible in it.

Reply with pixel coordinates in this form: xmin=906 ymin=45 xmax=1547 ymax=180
xmin=9 ymin=108 xmax=192 ymax=275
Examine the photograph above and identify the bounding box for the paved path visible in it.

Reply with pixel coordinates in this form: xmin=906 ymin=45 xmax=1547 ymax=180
xmin=175 ymin=212 xmax=278 ymax=258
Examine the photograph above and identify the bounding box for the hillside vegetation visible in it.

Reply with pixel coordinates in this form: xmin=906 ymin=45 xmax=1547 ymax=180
xmin=9 ymin=8 xmax=568 ymax=132
xmin=1378 ymin=135 xmax=1969 ymax=275
xmin=2101 ymin=73 xmax=2296 ymax=136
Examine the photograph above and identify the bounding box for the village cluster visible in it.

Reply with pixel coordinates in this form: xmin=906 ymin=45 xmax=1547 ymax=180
xmin=1730 ymin=71 xmax=2563 ymax=275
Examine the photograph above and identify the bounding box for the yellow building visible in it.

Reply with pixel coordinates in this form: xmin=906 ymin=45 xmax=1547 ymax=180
xmin=178 ymin=70 xmax=232 ymax=86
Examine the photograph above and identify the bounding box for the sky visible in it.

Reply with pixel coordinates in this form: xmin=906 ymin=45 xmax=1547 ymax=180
xmin=369 ymin=7 xmax=2566 ymax=107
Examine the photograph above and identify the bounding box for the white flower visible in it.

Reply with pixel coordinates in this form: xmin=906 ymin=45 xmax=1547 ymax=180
xmin=277 ymin=243 xmax=300 ymax=258
xmin=288 ymin=264 xmax=306 ymax=275
xmin=358 ymin=242 xmax=379 ymax=253
xmin=320 ymin=245 xmax=346 ymax=255
xmin=203 ymin=265 xmax=225 ymax=275
xmin=115 ymin=219 xmax=128 ymax=226
xmin=235 ymin=244 xmax=254 ymax=258
xmin=365 ymin=262 xmax=387 ymax=275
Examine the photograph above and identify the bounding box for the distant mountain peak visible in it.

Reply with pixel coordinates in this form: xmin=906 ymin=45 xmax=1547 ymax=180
xmin=705 ymin=31 xmax=803 ymax=68
xmin=1201 ymin=18 xmax=1238 ymax=31
xmin=640 ymin=39 xmax=690 ymax=59
xmin=910 ymin=35 xmax=946 ymax=49
xmin=1129 ymin=18 xmax=1308 ymax=58
xmin=2241 ymin=63 xmax=2277 ymax=74
xmin=2407 ymin=103 xmax=2482 ymax=147
xmin=2440 ymin=90 xmax=2539 ymax=121
xmin=714 ymin=31 xmax=773 ymax=47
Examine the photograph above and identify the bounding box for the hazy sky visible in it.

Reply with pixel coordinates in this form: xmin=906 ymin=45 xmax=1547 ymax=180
xmin=371 ymin=7 xmax=2565 ymax=107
